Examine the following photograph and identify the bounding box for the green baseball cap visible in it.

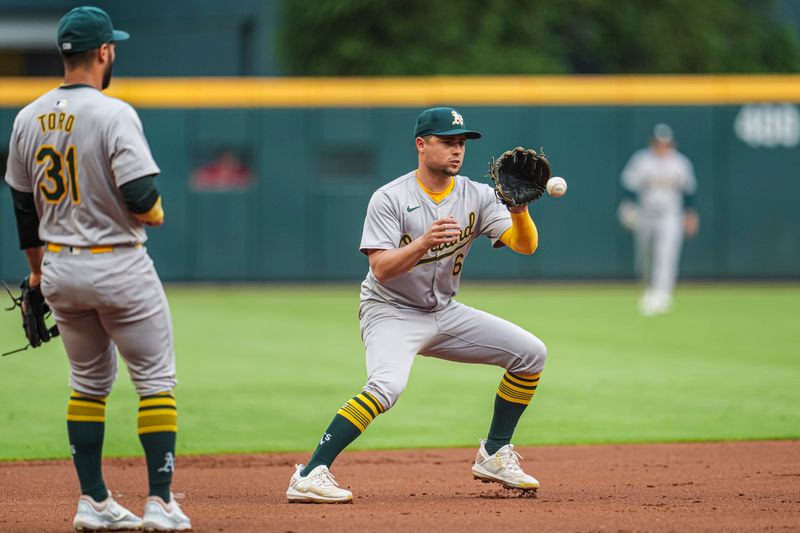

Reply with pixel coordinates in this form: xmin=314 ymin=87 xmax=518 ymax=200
xmin=414 ymin=107 xmax=482 ymax=139
xmin=57 ymin=6 xmax=129 ymax=54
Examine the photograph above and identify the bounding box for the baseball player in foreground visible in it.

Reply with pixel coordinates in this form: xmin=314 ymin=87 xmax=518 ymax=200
xmin=620 ymin=124 xmax=699 ymax=315
xmin=287 ymin=107 xmax=548 ymax=503
xmin=4 ymin=7 xmax=190 ymax=530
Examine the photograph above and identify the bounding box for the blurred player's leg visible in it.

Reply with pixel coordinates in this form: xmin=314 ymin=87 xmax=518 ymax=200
xmin=651 ymin=214 xmax=684 ymax=313
xmin=636 ymin=217 xmax=657 ymax=313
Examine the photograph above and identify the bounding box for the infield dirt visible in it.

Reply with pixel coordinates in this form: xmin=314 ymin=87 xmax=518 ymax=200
xmin=1 ymin=440 xmax=797 ymax=532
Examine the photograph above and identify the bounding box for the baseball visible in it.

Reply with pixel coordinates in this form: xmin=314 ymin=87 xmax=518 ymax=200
xmin=546 ymin=176 xmax=568 ymax=197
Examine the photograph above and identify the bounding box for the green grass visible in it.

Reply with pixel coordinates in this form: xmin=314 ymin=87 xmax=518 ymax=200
xmin=1 ymin=283 xmax=798 ymax=460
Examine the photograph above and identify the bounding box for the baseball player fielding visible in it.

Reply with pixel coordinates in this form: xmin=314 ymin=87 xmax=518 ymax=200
xmin=287 ymin=106 xmax=548 ymax=504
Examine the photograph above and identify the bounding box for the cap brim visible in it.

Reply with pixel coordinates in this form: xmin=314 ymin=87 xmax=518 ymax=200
xmin=430 ymin=128 xmax=482 ymax=139
xmin=112 ymin=30 xmax=129 ymax=42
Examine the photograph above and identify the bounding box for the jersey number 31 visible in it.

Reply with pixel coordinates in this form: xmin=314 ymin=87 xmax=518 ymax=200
xmin=36 ymin=145 xmax=80 ymax=204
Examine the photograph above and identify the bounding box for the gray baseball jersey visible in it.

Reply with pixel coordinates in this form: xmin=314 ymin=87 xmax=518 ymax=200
xmin=5 ymin=83 xmax=174 ymax=396
xmin=4 ymin=85 xmax=159 ymax=246
xmin=620 ymin=148 xmax=696 ymax=217
xmin=359 ymin=172 xmax=512 ymax=311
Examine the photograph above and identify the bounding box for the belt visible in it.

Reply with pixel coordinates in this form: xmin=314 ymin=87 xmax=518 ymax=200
xmin=46 ymin=243 xmax=141 ymax=254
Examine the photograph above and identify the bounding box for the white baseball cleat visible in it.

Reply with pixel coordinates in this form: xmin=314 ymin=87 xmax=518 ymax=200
xmin=72 ymin=492 xmax=143 ymax=531
xmin=472 ymin=439 xmax=540 ymax=491
xmin=286 ymin=464 xmax=353 ymax=503
xmin=141 ymin=493 xmax=192 ymax=531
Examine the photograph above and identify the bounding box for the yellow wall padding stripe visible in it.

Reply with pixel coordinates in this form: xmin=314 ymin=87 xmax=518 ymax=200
xmin=2 ymin=76 xmax=800 ymax=108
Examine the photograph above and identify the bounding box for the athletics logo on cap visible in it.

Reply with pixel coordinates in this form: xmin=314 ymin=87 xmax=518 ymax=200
xmin=413 ymin=107 xmax=482 ymax=139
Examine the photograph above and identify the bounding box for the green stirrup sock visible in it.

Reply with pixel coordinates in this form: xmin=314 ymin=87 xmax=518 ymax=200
xmin=485 ymin=371 xmax=541 ymax=456
xmin=138 ymin=392 xmax=178 ymax=502
xmin=67 ymin=392 xmax=108 ymax=502
xmin=301 ymin=391 xmax=384 ymax=476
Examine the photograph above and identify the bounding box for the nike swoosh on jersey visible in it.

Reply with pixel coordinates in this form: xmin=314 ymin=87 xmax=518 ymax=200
xmin=407 ymin=205 xmax=421 ymax=212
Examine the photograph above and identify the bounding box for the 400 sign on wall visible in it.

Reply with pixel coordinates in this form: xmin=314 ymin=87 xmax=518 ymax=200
xmin=735 ymin=103 xmax=800 ymax=149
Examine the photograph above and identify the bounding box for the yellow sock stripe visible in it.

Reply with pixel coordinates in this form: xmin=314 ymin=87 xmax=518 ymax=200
xmin=67 ymin=415 xmax=107 ymax=422
xmin=139 ymin=397 xmax=177 ymax=409
xmin=137 ymin=395 xmax=177 ymax=434
xmin=497 ymin=382 xmax=533 ymax=405
xmin=362 ymin=392 xmax=385 ymax=413
xmin=497 ymin=388 xmax=532 ymax=405
xmin=501 ymin=377 xmax=539 ymax=395
xmin=343 ymin=401 xmax=372 ymax=428
xmin=337 ymin=398 xmax=375 ymax=431
xmin=139 ymin=425 xmax=178 ymax=434
xmin=337 ymin=407 xmax=367 ymax=432
xmin=504 ymin=372 xmax=541 ymax=386
xmin=355 ymin=394 xmax=379 ymax=417
xmin=70 ymin=392 xmax=107 ymax=404
xmin=349 ymin=398 xmax=376 ymax=424
xmin=67 ymin=403 xmax=106 ymax=417
xmin=498 ymin=381 xmax=533 ymax=401
xmin=67 ymin=393 xmax=106 ymax=422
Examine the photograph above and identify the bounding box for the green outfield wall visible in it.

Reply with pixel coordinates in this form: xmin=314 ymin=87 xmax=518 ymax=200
xmin=1 ymin=77 xmax=799 ymax=281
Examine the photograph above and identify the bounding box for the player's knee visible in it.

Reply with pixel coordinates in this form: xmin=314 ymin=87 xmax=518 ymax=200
xmin=364 ymin=378 xmax=407 ymax=411
xmin=518 ymin=336 xmax=547 ymax=375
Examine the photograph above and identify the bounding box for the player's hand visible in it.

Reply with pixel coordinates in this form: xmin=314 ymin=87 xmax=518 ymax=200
xmin=28 ymin=272 xmax=42 ymax=288
xmin=422 ymin=217 xmax=461 ymax=248
xmin=684 ymin=210 xmax=699 ymax=238
xmin=508 ymin=204 xmax=528 ymax=214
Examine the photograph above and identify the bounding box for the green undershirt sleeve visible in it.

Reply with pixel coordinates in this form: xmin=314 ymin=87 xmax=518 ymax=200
xmin=10 ymin=187 xmax=44 ymax=249
xmin=119 ymin=175 xmax=160 ymax=214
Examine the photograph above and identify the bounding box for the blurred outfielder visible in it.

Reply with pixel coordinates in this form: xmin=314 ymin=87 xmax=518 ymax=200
xmin=620 ymin=124 xmax=699 ymax=315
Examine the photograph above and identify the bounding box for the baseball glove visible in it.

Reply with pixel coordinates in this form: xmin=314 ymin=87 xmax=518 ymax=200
xmin=489 ymin=147 xmax=551 ymax=208
xmin=2 ymin=277 xmax=59 ymax=356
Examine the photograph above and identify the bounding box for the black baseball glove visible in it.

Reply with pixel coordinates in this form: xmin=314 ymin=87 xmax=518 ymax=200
xmin=488 ymin=147 xmax=551 ymax=208
xmin=2 ymin=277 xmax=59 ymax=356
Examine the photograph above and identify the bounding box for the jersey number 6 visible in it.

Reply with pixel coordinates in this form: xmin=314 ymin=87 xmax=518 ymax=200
xmin=36 ymin=145 xmax=80 ymax=204
xmin=452 ymin=253 xmax=464 ymax=276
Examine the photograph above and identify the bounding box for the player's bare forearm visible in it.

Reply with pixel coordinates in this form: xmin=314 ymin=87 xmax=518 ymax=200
xmin=368 ymin=242 xmax=429 ymax=283
xmin=499 ymin=208 xmax=538 ymax=255
xmin=369 ymin=216 xmax=461 ymax=283
xmin=23 ymin=246 xmax=45 ymax=286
